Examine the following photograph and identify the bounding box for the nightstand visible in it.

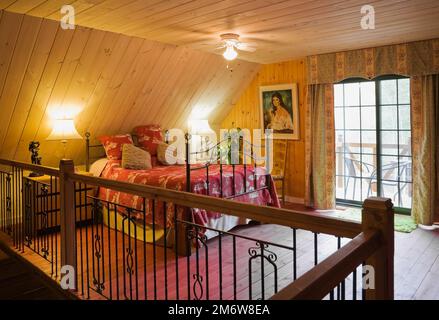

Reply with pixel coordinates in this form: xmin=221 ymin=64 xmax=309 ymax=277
xmin=23 ymin=172 xmax=95 ymax=233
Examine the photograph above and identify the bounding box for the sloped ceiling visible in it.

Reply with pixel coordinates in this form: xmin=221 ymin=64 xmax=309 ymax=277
xmin=0 ymin=10 xmax=259 ymax=166
xmin=1 ymin=0 xmax=439 ymax=63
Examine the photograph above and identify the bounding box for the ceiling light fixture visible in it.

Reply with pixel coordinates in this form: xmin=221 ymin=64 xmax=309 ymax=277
xmin=223 ymin=44 xmax=238 ymax=61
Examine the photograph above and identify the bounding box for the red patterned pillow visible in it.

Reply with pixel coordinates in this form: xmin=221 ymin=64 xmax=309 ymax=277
xmin=99 ymin=134 xmax=134 ymax=160
xmin=133 ymin=125 xmax=163 ymax=156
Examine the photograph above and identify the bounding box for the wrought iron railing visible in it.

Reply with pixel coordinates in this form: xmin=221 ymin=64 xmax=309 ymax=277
xmin=0 ymin=158 xmax=394 ymax=300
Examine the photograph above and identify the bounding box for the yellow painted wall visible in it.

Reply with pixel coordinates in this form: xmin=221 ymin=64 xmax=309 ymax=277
xmin=221 ymin=59 xmax=307 ymax=200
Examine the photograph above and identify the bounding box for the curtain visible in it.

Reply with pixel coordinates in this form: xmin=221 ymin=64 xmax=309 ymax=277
xmin=308 ymin=39 xmax=439 ymax=84
xmin=304 ymin=84 xmax=336 ymax=209
xmin=411 ymin=74 xmax=439 ymax=225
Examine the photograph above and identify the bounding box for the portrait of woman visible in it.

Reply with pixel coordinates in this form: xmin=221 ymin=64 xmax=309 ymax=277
xmin=266 ymin=92 xmax=294 ymax=131
xmin=260 ymin=84 xmax=299 ymax=140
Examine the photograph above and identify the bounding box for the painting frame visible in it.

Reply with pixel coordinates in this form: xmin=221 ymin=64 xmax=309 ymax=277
xmin=259 ymin=83 xmax=299 ymax=140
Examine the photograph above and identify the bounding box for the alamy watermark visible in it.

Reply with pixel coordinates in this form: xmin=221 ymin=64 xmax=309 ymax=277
xmin=60 ymin=5 xmax=75 ymax=30
xmin=60 ymin=264 xmax=76 ymax=290
xmin=361 ymin=5 xmax=375 ymax=30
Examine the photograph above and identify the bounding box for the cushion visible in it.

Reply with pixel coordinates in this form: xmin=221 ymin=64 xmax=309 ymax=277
xmin=121 ymin=144 xmax=152 ymax=170
xmin=133 ymin=125 xmax=163 ymax=156
xmin=157 ymin=142 xmax=184 ymax=165
xmin=99 ymin=134 xmax=134 ymax=160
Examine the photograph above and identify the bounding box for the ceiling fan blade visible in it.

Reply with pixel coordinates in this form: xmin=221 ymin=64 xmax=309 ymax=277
xmin=236 ymin=43 xmax=257 ymax=52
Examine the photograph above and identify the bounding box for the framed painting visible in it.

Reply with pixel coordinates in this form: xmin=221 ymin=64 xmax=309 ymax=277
xmin=259 ymin=83 xmax=299 ymax=140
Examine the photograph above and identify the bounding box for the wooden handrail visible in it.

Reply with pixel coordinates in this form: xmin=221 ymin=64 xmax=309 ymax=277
xmin=270 ymin=230 xmax=381 ymax=300
xmin=271 ymin=197 xmax=394 ymax=300
xmin=0 ymin=158 xmax=59 ymax=177
xmin=68 ymin=172 xmax=361 ymax=238
xmin=0 ymin=157 xmax=361 ymax=238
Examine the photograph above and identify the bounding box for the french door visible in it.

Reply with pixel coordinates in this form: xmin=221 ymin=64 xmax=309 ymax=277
xmin=334 ymin=76 xmax=412 ymax=212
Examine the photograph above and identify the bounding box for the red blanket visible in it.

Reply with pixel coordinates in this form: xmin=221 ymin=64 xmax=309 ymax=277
xmin=99 ymin=160 xmax=280 ymax=228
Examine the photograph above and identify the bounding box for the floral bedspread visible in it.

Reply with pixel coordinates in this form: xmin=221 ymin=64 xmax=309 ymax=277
xmin=99 ymin=160 xmax=280 ymax=228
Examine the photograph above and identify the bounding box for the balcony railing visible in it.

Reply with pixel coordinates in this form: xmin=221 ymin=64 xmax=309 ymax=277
xmin=0 ymin=158 xmax=395 ymax=300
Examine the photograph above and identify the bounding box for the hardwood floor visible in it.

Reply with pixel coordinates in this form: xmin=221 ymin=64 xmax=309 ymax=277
xmin=0 ymin=247 xmax=73 ymax=300
xmin=0 ymin=203 xmax=438 ymax=300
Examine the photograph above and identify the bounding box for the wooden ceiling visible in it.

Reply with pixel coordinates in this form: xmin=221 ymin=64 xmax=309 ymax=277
xmin=0 ymin=10 xmax=258 ymax=166
xmin=1 ymin=0 xmax=439 ymax=63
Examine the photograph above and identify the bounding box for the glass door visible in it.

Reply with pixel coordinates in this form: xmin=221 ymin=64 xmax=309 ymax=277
xmin=334 ymin=77 xmax=412 ymax=211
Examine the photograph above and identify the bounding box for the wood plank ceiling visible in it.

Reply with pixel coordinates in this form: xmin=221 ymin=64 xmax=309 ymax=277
xmin=1 ymin=0 xmax=439 ymax=64
xmin=0 ymin=10 xmax=259 ymax=166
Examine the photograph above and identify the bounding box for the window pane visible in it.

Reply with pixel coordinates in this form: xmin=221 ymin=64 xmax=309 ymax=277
xmin=335 ymin=108 xmax=344 ymax=129
xmin=361 ymin=131 xmax=376 ymax=154
xmin=399 ymin=131 xmax=411 ymax=156
xmin=399 ymin=182 xmax=412 ymax=208
xmin=398 ymin=78 xmax=410 ymax=104
xmin=381 ymin=131 xmax=398 ymax=155
xmin=361 ymin=154 xmax=376 ymax=177
xmin=381 ymin=105 xmax=398 ymax=129
xmin=345 ymin=107 xmax=360 ymax=129
xmin=360 ymin=81 xmax=375 ymax=105
xmin=345 ymin=153 xmax=361 ymax=177
xmin=336 ymin=153 xmax=344 ymax=176
xmin=381 ymin=156 xmax=399 ymax=180
xmin=362 ymin=178 xmax=376 ymax=198
xmin=334 ymin=84 xmax=344 ymax=106
xmin=399 ymin=156 xmax=412 ymax=182
xmin=361 ymin=107 xmax=376 ymax=129
xmin=335 ymin=130 xmax=344 ymax=149
xmin=399 ymin=105 xmax=410 ymax=130
xmin=344 ymin=83 xmax=360 ymax=106
xmin=380 ymin=79 xmax=397 ymax=104
xmin=381 ymin=180 xmax=399 ymax=205
xmin=345 ymin=131 xmax=360 ymax=153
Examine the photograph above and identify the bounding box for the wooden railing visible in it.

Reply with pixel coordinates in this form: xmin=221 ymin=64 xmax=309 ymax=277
xmin=0 ymin=158 xmax=394 ymax=300
xmin=271 ymin=197 xmax=394 ymax=300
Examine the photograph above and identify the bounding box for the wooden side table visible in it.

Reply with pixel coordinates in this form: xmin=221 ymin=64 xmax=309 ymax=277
xmin=24 ymin=171 xmax=95 ymax=233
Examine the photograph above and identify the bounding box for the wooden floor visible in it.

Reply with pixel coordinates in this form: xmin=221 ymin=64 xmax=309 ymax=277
xmin=0 ymin=248 xmax=71 ymax=300
xmin=284 ymin=203 xmax=439 ymax=300
xmin=1 ymin=202 xmax=438 ymax=300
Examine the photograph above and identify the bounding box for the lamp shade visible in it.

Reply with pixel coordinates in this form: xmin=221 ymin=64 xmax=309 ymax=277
xmin=46 ymin=119 xmax=82 ymax=141
xmin=190 ymin=119 xmax=213 ymax=135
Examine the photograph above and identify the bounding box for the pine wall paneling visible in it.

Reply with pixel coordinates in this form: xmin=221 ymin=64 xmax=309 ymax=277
xmin=221 ymin=59 xmax=307 ymax=201
xmin=0 ymin=10 xmax=259 ymax=166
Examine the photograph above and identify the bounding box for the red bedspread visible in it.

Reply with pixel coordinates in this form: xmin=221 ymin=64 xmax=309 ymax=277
xmin=99 ymin=160 xmax=280 ymax=228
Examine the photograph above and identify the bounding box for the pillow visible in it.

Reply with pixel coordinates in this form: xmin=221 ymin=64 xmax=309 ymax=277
xmin=121 ymin=144 xmax=152 ymax=170
xmin=99 ymin=134 xmax=134 ymax=160
xmin=157 ymin=142 xmax=185 ymax=165
xmin=133 ymin=125 xmax=163 ymax=156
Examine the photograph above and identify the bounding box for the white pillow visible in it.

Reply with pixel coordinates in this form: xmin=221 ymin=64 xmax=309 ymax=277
xmin=121 ymin=144 xmax=152 ymax=170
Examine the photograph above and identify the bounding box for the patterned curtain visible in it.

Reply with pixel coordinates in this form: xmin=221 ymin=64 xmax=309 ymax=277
xmin=411 ymin=74 xmax=439 ymax=225
xmin=305 ymin=84 xmax=336 ymax=209
xmin=308 ymin=39 xmax=439 ymax=84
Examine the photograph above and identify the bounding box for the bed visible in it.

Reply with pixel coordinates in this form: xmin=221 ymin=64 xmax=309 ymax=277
xmin=85 ymin=129 xmax=280 ymax=255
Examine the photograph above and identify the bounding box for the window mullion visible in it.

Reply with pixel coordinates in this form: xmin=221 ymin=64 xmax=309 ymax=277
xmin=376 ymin=80 xmax=382 ymax=198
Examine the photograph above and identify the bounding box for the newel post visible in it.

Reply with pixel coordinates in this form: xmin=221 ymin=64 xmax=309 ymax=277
xmin=362 ymin=197 xmax=394 ymax=300
xmin=59 ymin=159 xmax=77 ymax=285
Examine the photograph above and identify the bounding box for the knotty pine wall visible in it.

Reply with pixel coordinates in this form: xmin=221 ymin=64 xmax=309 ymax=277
xmin=221 ymin=59 xmax=307 ymax=201
xmin=0 ymin=10 xmax=259 ymax=167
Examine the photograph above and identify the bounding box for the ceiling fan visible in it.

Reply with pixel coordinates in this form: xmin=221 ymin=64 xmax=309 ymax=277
xmin=217 ymin=33 xmax=256 ymax=61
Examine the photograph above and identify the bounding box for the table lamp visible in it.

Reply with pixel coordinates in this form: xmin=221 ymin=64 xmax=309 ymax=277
xmin=46 ymin=119 xmax=82 ymax=159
